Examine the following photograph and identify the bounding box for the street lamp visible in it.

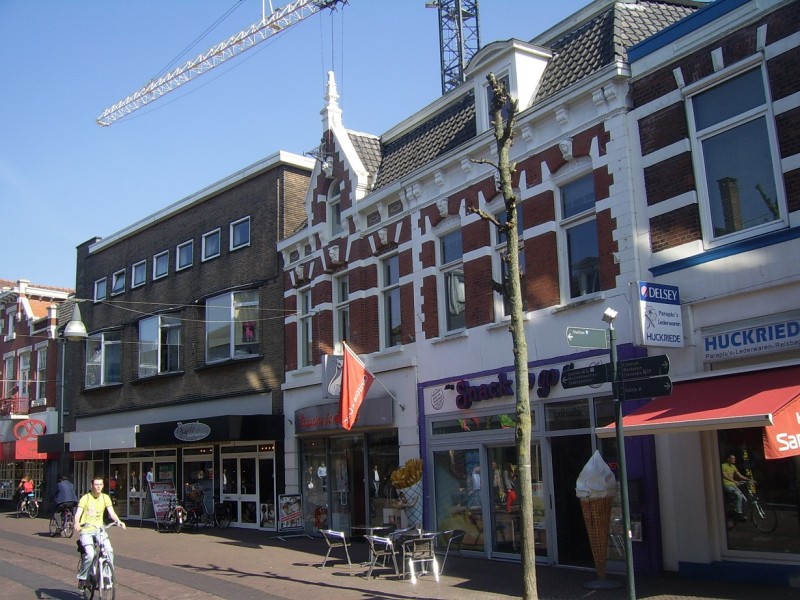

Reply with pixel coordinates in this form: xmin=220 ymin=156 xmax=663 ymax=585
xmin=603 ymin=306 xmax=635 ymax=600
xmin=58 ymin=301 xmax=87 ymax=470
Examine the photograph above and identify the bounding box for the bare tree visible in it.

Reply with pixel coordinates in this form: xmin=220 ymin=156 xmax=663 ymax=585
xmin=469 ymin=72 xmax=538 ymax=599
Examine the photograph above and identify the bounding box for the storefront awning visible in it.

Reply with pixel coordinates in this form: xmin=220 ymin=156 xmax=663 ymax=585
xmin=68 ymin=426 xmax=139 ymax=451
xmin=597 ymin=366 xmax=800 ymax=439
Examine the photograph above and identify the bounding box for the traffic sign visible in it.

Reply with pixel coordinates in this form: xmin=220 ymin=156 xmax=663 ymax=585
xmin=561 ymin=363 xmax=612 ymax=389
xmin=566 ymin=327 xmax=608 ymax=349
xmin=620 ymin=375 xmax=673 ymax=400
xmin=618 ymin=355 xmax=670 ymax=381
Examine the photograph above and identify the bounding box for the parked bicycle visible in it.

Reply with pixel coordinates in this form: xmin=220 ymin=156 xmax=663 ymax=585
xmin=726 ymin=481 xmax=778 ymax=533
xmin=184 ymin=489 xmax=231 ymax=530
xmin=163 ymin=496 xmax=187 ymax=533
xmin=50 ymin=501 xmax=77 ymax=537
xmin=77 ymin=522 xmax=122 ymax=600
xmin=16 ymin=492 xmax=39 ymax=519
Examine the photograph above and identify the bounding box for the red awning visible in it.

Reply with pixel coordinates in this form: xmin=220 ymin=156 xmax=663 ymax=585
xmin=597 ymin=365 xmax=800 ymax=439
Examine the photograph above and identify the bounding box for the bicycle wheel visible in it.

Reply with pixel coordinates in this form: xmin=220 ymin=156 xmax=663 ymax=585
xmin=49 ymin=512 xmax=62 ymax=536
xmin=98 ymin=560 xmax=115 ymax=600
xmin=215 ymin=505 xmax=231 ymax=528
xmin=752 ymin=501 xmax=778 ymax=533
xmin=64 ymin=511 xmax=76 ymax=538
xmin=28 ymin=502 xmax=39 ymax=519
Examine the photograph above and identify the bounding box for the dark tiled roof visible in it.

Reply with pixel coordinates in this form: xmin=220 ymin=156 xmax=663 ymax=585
xmin=348 ymin=132 xmax=382 ymax=182
xmin=535 ymin=0 xmax=697 ymax=101
xmin=372 ymin=91 xmax=476 ymax=190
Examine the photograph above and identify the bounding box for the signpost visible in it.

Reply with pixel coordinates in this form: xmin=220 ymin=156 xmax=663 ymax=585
xmin=561 ymin=363 xmax=611 ymax=389
xmin=566 ymin=326 xmax=608 ymax=349
xmin=620 ymin=375 xmax=673 ymax=400
xmin=618 ymin=355 xmax=670 ymax=380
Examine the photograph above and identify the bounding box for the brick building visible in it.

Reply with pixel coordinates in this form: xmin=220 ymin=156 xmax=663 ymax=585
xmin=63 ymin=152 xmax=312 ymax=529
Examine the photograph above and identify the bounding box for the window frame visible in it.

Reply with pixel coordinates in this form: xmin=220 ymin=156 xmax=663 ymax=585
xmin=327 ymin=180 xmax=344 ymax=238
xmin=230 ymin=217 xmax=251 ymax=251
xmin=131 ymin=260 xmax=147 ymax=288
xmin=176 ymin=240 xmax=194 ymax=271
xmin=333 ymin=275 xmax=350 ymax=354
xmin=686 ymin=63 xmax=787 ymax=248
xmin=205 ymin=290 xmax=260 ymax=363
xmin=111 ymin=269 xmax=126 ymax=296
xmin=3 ymin=354 xmax=14 ymax=397
xmin=34 ymin=346 xmax=47 ymax=405
xmin=153 ymin=250 xmax=169 ymax=280
xmin=558 ymin=172 xmax=601 ymax=302
xmin=94 ymin=278 xmax=107 ymax=302
xmin=18 ymin=350 xmax=30 ymax=398
xmin=298 ymin=288 xmax=314 ymax=367
xmin=202 ymin=229 xmax=221 ymax=261
xmin=381 ymin=253 xmax=402 ymax=348
xmin=439 ymin=229 xmax=465 ymax=333
xmin=138 ymin=314 xmax=182 ymax=377
xmin=85 ymin=331 xmax=122 ymax=389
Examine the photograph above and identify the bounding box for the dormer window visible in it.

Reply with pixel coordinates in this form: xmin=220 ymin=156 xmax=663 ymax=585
xmin=486 ymin=73 xmax=512 ymax=124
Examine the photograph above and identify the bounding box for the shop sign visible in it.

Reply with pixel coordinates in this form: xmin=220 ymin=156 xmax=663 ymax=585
xmin=637 ymin=281 xmax=684 ymax=347
xmin=173 ymin=421 xmax=211 ymax=442
xmin=13 ymin=418 xmax=47 ymax=460
xmin=455 ymin=367 xmax=564 ymax=409
xmin=702 ymin=314 xmax=800 ymax=362
xmin=763 ymin=398 xmax=800 ymax=459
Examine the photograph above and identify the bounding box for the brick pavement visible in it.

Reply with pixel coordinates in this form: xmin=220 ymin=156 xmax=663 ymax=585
xmin=0 ymin=511 xmax=798 ymax=599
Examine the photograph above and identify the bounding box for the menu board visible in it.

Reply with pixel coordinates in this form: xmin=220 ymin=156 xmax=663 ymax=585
xmin=148 ymin=481 xmax=178 ymax=520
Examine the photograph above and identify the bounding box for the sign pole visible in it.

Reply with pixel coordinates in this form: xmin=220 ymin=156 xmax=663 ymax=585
xmin=609 ymin=323 xmax=636 ymax=599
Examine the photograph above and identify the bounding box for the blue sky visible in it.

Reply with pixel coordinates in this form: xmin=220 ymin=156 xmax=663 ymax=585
xmin=1 ymin=0 xmax=588 ymax=289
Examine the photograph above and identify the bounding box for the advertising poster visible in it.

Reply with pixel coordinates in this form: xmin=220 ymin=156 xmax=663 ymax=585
xmin=277 ymin=494 xmax=303 ymax=532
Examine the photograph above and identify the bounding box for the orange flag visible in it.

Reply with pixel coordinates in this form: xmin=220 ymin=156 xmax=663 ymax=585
xmin=339 ymin=342 xmax=375 ymax=430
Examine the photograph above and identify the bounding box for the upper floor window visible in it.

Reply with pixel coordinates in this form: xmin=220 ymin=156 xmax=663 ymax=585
xmin=382 ymin=254 xmax=402 ymax=348
xmin=35 ymin=349 xmax=47 ymax=403
xmin=494 ymin=209 xmax=526 ymax=317
xmin=230 ymin=217 xmax=251 ymax=251
xmin=560 ymin=174 xmax=600 ymax=300
xmin=202 ymin=229 xmax=221 ymax=261
xmin=18 ymin=351 xmax=30 ymax=398
xmin=85 ymin=331 xmax=122 ymax=388
xmin=334 ymin=275 xmax=350 ymax=353
xmin=138 ymin=314 xmax=181 ymax=377
xmin=177 ymin=240 xmax=194 ymax=271
xmin=111 ymin=269 xmax=126 ymax=296
xmin=298 ymin=289 xmax=314 ymax=367
xmin=153 ymin=251 xmax=169 ymax=280
xmin=205 ymin=290 xmax=259 ymax=363
xmin=3 ymin=354 xmax=13 ymax=396
xmin=328 ymin=180 xmax=343 ymax=237
xmin=440 ymin=230 xmax=465 ymax=332
xmin=689 ymin=66 xmax=785 ymax=246
xmin=485 ymin=73 xmax=512 ymax=125
xmin=132 ymin=260 xmax=146 ymax=288
xmin=94 ymin=278 xmax=107 ymax=302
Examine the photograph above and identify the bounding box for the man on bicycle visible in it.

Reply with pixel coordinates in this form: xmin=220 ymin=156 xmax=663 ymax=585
xmin=722 ymin=453 xmax=751 ymax=519
xmin=75 ymin=476 xmax=126 ymax=590
xmin=53 ymin=475 xmax=78 ymax=513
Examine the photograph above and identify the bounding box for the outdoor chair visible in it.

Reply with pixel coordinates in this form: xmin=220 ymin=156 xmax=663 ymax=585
xmin=435 ymin=529 xmax=465 ymax=574
xmin=319 ymin=529 xmax=352 ymax=568
xmin=402 ymin=535 xmax=440 ymax=584
xmin=363 ymin=535 xmax=400 ymax=579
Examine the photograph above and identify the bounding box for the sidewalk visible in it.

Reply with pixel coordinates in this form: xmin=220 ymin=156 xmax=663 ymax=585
xmin=2 ymin=512 xmax=799 ymax=599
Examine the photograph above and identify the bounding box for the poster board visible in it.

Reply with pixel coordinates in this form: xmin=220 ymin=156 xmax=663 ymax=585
xmin=145 ymin=480 xmax=178 ymax=528
xmin=276 ymin=493 xmax=310 ymax=540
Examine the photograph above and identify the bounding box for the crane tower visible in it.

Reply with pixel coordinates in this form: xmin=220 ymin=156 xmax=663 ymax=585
xmin=427 ymin=0 xmax=480 ymax=94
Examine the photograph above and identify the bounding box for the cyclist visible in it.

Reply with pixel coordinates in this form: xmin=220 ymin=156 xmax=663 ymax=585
xmin=722 ymin=453 xmax=751 ymax=520
xmin=52 ymin=474 xmax=78 ymax=514
xmin=17 ymin=474 xmax=36 ymax=512
xmin=75 ymin=476 xmax=126 ymax=591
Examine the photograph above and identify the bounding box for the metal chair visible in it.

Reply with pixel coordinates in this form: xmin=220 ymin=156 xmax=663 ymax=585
xmin=402 ymin=535 xmax=440 ymax=584
xmin=435 ymin=529 xmax=465 ymax=574
xmin=363 ymin=535 xmax=400 ymax=579
xmin=319 ymin=529 xmax=352 ymax=568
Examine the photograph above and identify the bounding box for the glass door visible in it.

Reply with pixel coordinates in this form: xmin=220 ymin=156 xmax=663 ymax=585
xmin=329 ymin=436 xmax=364 ymax=533
xmin=221 ymin=447 xmax=259 ymax=527
xmin=433 ymin=447 xmax=484 ymax=551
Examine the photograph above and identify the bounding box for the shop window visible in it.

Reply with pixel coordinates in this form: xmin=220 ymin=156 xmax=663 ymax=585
xmin=138 ymin=314 xmax=181 ymax=377
xmin=440 ymin=229 xmax=465 ymax=333
xmin=560 ymin=174 xmax=599 ymax=300
xmin=689 ymin=66 xmax=786 ymax=247
xmin=433 ymin=448 xmax=484 ymax=551
xmin=205 ymin=290 xmax=259 ymax=363
xmin=432 ymin=413 xmax=517 ymax=435
xmin=381 ymin=254 xmax=401 ymax=348
xmin=545 ymin=398 xmax=591 ymax=431
xmin=85 ymin=331 xmax=122 ymax=388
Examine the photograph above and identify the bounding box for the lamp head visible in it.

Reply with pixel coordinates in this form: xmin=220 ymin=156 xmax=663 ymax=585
xmin=63 ymin=303 xmax=88 ymax=342
xmin=602 ymin=307 xmax=618 ymax=324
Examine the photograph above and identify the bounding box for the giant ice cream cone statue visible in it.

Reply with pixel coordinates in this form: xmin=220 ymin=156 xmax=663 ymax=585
xmin=391 ymin=459 xmax=423 ymax=528
xmin=576 ymin=450 xmax=618 ymax=586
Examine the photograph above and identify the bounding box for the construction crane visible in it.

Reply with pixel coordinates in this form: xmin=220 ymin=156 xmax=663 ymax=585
xmin=426 ymin=0 xmax=480 ymax=94
xmin=97 ymin=0 xmax=480 ymax=127
xmin=96 ymin=0 xmax=345 ymax=127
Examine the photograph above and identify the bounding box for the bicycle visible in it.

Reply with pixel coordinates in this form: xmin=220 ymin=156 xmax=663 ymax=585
xmin=163 ymin=496 xmax=187 ymax=533
xmin=184 ymin=489 xmax=231 ymax=530
xmin=49 ymin=501 xmax=77 ymax=537
xmin=725 ymin=481 xmax=778 ymax=533
xmin=16 ymin=492 xmax=39 ymax=519
xmin=77 ymin=522 xmax=122 ymax=600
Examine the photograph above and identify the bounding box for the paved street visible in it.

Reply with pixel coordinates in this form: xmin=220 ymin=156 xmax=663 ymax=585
xmin=0 ymin=511 xmax=798 ymax=599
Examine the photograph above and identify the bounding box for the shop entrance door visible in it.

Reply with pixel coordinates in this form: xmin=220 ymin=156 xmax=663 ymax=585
xmin=221 ymin=452 xmax=259 ymax=527
xmin=329 ymin=436 xmax=365 ymax=533
xmin=551 ymin=434 xmax=593 ymax=568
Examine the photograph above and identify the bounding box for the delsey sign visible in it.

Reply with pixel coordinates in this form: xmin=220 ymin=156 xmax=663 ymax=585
xmin=637 ymin=281 xmax=684 ymax=347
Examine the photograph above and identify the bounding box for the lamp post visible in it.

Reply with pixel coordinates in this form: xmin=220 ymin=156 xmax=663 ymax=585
xmin=58 ymin=302 xmax=87 ymax=471
xmin=603 ymin=307 xmax=635 ymax=600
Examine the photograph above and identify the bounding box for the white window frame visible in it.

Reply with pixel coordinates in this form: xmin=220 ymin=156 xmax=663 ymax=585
xmin=111 ymin=269 xmax=126 ymax=296
xmin=153 ymin=250 xmax=169 ymax=280
xmin=230 ymin=217 xmax=251 ymax=251
xmin=327 ymin=180 xmax=344 ymax=237
xmin=94 ymin=277 xmax=107 ymax=302
xmin=3 ymin=354 xmax=14 ymax=396
xmin=439 ymin=229 xmax=465 ymax=333
xmin=132 ymin=260 xmax=146 ymax=288
xmin=686 ymin=62 xmax=787 ymax=248
xmin=333 ymin=275 xmax=349 ymax=354
xmin=138 ymin=314 xmax=182 ymax=377
xmin=202 ymin=229 xmax=221 ymax=261
xmin=176 ymin=240 xmax=194 ymax=271
xmin=34 ymin=344 xmax=47 ymax=405
xmin=85 ymin=331 xmax=122 ymax=388
xmin=493 ymin=207 xmax=525 ymax=319
xmin=298 ymin=288 xmax=314 ymax=367
xmin=381 ymin=254 xmax=402 ymax=348
xmin=558 ymin=171 xmax=600 ymax=302
xmin=205 ymin=290 xmax=260 ymax=363
xmin=18 ymin=350 xmax=30 ymax=398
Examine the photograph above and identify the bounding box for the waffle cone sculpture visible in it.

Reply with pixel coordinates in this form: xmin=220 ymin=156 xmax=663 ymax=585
xmin=580 ymin=495 xmax=613 ymax=579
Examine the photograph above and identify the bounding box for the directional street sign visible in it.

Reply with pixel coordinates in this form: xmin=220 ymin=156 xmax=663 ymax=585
xmin=566 ymin=327 xmax=608 ymax=349
xmin=561 ymin=363 xmax=612 ymax=389
xmin=620 ymin=375 xmax=673 ymax=401
xmin=618 ymin=354 xmax=670 ymax=381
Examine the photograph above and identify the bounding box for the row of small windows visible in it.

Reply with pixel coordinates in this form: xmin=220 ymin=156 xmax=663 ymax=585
xmin=2 ymin=348 xmax=48 ymax=404
xmin=85 ymin=290 xmax=259 ymax=389
xmin=94 ymin=217 xmax=251 ymax=301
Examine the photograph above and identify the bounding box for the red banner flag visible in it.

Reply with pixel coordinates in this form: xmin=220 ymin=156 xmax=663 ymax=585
xmin=339 ymin=342 xmax=375 ymax=430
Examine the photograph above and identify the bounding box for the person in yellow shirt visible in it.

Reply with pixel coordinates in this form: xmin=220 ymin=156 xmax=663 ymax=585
xmin=721 ymin=454 xmax=750 ymax=519
xmin=74 ymin=476 xmax=126 ymax=590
